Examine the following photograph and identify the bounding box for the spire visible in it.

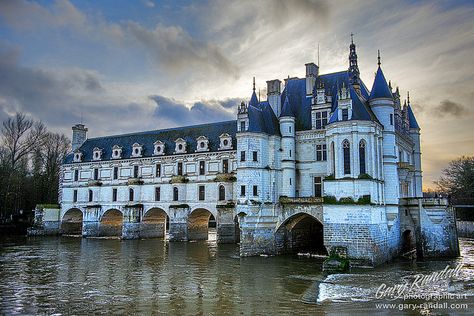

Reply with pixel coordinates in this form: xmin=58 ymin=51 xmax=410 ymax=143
xmin=407 ymin=91 xmax=410 ymax=105
xmin=377 ymin=50 xmax=381 ymax=66
xmin=369 ymin=62 xmax=393 ymax=101
xmin=253 ymin=77 xmax=256 ymax=92
xmin=348 ymin=33 xmax=360 ymax=86
xmin=280 ymin=92 xmax=294 ymax=117
xmin=249 ymin=77 xmax=259 ymax=106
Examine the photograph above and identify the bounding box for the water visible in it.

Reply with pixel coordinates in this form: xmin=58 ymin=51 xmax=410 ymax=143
xmin=0 ymin=237 xmax=473 ymax=315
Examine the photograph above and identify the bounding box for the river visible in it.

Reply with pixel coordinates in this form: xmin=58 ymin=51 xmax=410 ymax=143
xmin=1 ymin=236 xmax=473 ymax=315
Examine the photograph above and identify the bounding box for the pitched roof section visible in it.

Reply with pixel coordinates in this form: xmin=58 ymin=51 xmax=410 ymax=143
xmin=280 ymin=93 xmax=294 ymax=117
xmin=249 ymin=91 xmax=259 ymax=106
xmin=65 ymin=120 xmax=237 ymax=163
xmin=369 ymin=66 xmax=393 ymax=100
xmin=248 ymin=101 xmax=280 ymax=135
xmin=407 ymin=105 xmax=420 ymax=129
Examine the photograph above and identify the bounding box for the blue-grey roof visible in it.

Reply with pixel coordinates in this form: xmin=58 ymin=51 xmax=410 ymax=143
xmin=407 ymin=105 xmax=420 ymax=129
xmin=65 ymin=120 xmax=237 ymax=163
xmin=369 ymin=67 xmax=393 ymax=100
xmin=280 ymin=93 xmax=294 ymax=117
xmin=249 ymin=91 xmax=259 ymax=106
xmin=248 ymin=101 xmax=280 ymax=135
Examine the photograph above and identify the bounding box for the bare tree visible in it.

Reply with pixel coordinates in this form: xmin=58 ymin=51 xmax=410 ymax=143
xmin=436 ymin=156 xmax=474 ymax=198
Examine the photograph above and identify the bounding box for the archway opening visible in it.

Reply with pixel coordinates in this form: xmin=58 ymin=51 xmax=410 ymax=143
xmin=188 ymin=208 xmax=214 ymax=241
xmin=99 ymin=209 xmax=123 ymax=237
xmin=61 ymin=208 xmax=83 ymax=235
xmin=401 ymin=230 xmax=415 ymax=254
xmin=275 ymin=213 xmax=326 ymax=255
xmin=141 ymin=208 xmax=168 ymax=239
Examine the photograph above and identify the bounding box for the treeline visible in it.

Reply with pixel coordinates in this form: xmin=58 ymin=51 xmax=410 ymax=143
xmin=0 ymin=113 xmax=70 ymax=222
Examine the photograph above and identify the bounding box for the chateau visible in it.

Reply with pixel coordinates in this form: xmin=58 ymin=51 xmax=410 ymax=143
xmin=58 ymin=39 xmax=459 ymax=266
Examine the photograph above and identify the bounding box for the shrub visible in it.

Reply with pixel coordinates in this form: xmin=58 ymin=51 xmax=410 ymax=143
xmin=323 ymin=195 xmax=337 ymax=204
xmin=324 ymin=174 xmax=335 ymax=180
xmin=358 ymin=173 xmax=373 ymax=179
xmin=338 ymin=197 xmax=355 ymax=204
xmin=357 ymin=195 xmax=371 ymax=204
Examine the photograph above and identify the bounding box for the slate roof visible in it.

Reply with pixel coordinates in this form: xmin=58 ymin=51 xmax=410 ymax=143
xmin=65 ymin=120 xmax=237 ymax=163
xmin=407 ymin=105 xmax=420 ymax=129
xmin=248 ymin=101 xmax=280 ymax=135
xmin=369 ymin=66 xmax=393 ymax=100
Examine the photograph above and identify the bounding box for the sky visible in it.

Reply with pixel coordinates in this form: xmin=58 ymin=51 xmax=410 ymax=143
xmin=0 ymin=0 xmax=473 ymax=189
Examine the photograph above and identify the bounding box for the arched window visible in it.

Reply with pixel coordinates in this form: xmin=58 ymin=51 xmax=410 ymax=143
xmin=359 ymin=140 xmax=366 ymax=175
xmin=219 ymin=185 xmax=226 ymax=201
xmin=331 ymin=141 xmax=335 ymax=175
xmin=88 ymin=189 xmax=93 ymax=202
xmin=129 ymin=188 xmax=134 ymax=201
xmin=343 ymin=140 xmax=350 ymax=175
xmin=173 ymin=187 xmax=179 ymax=201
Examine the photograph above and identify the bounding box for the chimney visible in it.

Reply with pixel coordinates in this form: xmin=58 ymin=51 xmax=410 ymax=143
xmin=305 ymin=63 xmax=319 ymax=96
xmin=266 ymin=79 xmax=282 ymax=117
xmin=72 ymin=124 xmax=88 ymax=151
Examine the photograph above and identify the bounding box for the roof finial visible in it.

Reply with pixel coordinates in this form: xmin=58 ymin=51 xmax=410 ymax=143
xmin=253 ymin=77 xmax=255 ymax=91
xmin=377 ymin=50 xmax=381 ymax=66
xmin=407 ymin=91 xmax=410 ymax=105
xmin=258 ymin=89 xmax=261 ymax=102
xmin=351 ymin=32 xmax=354 ymax=44
xmin=317 ymin=43 xmax=320 ymax=66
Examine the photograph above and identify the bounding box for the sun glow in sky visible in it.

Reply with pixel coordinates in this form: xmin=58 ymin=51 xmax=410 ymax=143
xmin=0 ymin=0 xmax=473 ymax=189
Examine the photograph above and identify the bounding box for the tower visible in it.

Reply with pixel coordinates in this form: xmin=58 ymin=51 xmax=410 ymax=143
xmin=280 ymin=93 xmax=296 ymax=197
xmin=407 ymin=92 xmax=422 ymax=197
xmin=348 ymin=33 xmax=360 ymax=92
xmin=72 ymin=124 xmax=88 ymax=151
xmin=368 ymin=51 xmax=399 ymax=204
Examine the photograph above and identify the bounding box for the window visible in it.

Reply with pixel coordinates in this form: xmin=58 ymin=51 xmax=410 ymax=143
xmin=223 ymin=139 xmax=229 ymax=146
xmin=316 ymin=144 xmax=327 ymax=161
xmin=343 ymin=140 xmax=351 ymax=175
xmin=390 ymin=114 xmax=394 ymax=125
xmin=156 ymin=164 xmax=161 ymax=177
xmin=129 ymin=188 xmax=134 ymax=201
xmin=314 ymin=177 xmax=322 ymax=197
xmin=240 ymin=151 xmax=246 ymax=162
xmin=252 ymin=151 xmax=258 ymax=162
xmin=133 ymin=165 xmax=139 ymax=178
xmin=112 ymin=188 xmax=117 ymax=202
xmin=253 ymin=185 xmax=258 ymax=196
xmin=198 ymin=185 xmax=205 ymax=201
xmin=289 ymin=178 xmax=292 ymax=186
xmin=177 ymin=162 xmax=183 ymax=176
xmin=342 ymin=109 xmax=349 ymax=121
xmin=93 ymin=168 xmax=99 ymax=180
xmin=240 ymin=121 xmax=245 ymax=132
xmin=222 ymin=159 xmax=229 ymax=173
xmin=113 ymin=167 xmax=118 ymax=180
xmin=315 ymin=111 xmax=328 ymax=129
xmin=88 ymin=189 xmax=93 ymax=202
xmin=173 ymin=187 xmax=179 ymax=201
xmin=240 ymin=185 xmax=246 ymax=197
xmin=74 ymin=170 xmax=79 ymax=182
xmin=219 ymin=185 xmax=225 ymax=201
xmin=199 ymin=161 xmax=205 ymax=175
xmin=359 ymin=141 xmax=366 ymax=175
xmin=73 ymin=190 xmax=78 ymax=202
xmin=289 ymin=150 xmax=292 ymax=158
xmin=155 ymin=187 xmax=160 ymax=201
xmin=289 ymin=126 xmax=292 ymax=133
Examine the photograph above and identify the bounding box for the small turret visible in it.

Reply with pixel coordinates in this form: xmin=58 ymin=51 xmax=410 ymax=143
xmin=279 ymin=92 xmax=296 ymax=197
xmin=249 ymin=77 xmax=259 ymax=107
xmin=72 ymin=123 xmax=88 ymax=151
xmin=348 ymin=33 xmax=361 ymax=93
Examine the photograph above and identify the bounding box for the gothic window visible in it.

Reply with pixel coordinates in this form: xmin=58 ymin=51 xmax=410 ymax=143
xmin=177 ymin=162 xmax=183 ymax=176
xmin=156 ymin=164 xmax=161 ymax=177
xmin=129 ymin=188 xmax=134 ymax=201
xmin=222 ymin=159 xmax=229 ymax=173
xmin=73 ymin=190 xmax=78 ymax=203
xmin=359 ymin=140 xmax=366 ymax=175
xmin=343 ymin=139 xmax=351 ymax=175
xmin=133 ymin=165 xmax=139 ymax=178
xmin=88 ymin=189 xmax=93 ymax=202
xmin=342 ymin=109 xmax=349 ymax=121
xmin=315 ymin=111 xmax=328 ymax=129
xmin=155 ymin=187 xmax=160 ymax=201
xmin=199 ymin=161 xmax=205 ymax=175
xmin=240 ymin=151 xmax=245 ymax=162
xmin=316 ymin=144 xmax=327 ymax=161
xmin=112 ymin=188 xmax=117 ymax=202
xmin=173 ymin=187 xmax=179 ymax=201
xmin=198 ymin=185 xmax=205 ymax=201
xmin=240 ymin=121 xmax=246 ymax=132
xmin=74 ymin=170 xmax=79 ymax=182
xmin=252 ymin=151 xmax=258 ymax=162
xmin=390 ymin=114 xmax=394 ymax=125
xmin=314 ymin=177 xmax=322 ymax=197
xmin=113 ymin=167 xmax=118 ymax=180
xmin=93 ymin=168 xmax=99 ymax=180
xmin=240 ymin=185 xmax=246 ymax=197
xmin=253 ymin=185 xmax=258 ymax=196
xmin=219 ymin=185 xmax=225 ymax=201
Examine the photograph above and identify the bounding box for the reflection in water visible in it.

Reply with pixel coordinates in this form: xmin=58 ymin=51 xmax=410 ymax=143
xmin=0 ymin=237 xmax=473 ymax=314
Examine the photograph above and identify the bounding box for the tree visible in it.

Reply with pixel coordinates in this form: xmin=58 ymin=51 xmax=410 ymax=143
xmin=436 ymin=156 xmax=474 ymax=198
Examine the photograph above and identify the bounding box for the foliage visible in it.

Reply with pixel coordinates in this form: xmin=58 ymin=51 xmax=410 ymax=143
xmin=324 ymin=174 xmax=335 ymax=180
xmin=323 ymin=195 xmax=337 ymax=204
xmin=338 ymin=197 xmax=355 ymax=204
xmin=358 ymin=173 xmax=373 ymax=179
xmin=436 ymin=156 xmax=474 ymax=198
xmin=357 ymin=195 xmax=371 ymax=204
xmin=37 ymin=204 xmax=60 ymax=210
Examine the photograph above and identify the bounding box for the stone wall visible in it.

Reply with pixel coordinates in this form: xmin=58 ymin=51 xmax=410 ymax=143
xmin=457 ymin=221 xmax=474 ymax=238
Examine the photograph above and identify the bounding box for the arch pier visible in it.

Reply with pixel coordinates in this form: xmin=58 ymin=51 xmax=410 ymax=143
xmin=61 ymin=208 xmax=83 ymax=235
xmin=141 ymin=208 xmax=168 ymax=238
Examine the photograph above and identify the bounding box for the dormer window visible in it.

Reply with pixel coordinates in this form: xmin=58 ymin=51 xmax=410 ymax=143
xmin=154 ymin=140 xmax=165 ymax=156
xmin=111 ymin=145 xmax=122 ymax=159
xmin=174 ymin=138 xmax=186 ymax=154
xmin=92 ymin=147 xmax=102 ymax=161
xmin=219 ymin=133 xmax=233 ymax=150
xmin=73 ymin=150 xmax=83 ymax=163
xmin=196 ymin=136 xmax=209 ymax=152
xmin=131 ymin=143 xmax=143 ymax=158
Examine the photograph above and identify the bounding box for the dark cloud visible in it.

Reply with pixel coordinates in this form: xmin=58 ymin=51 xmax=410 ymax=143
xmin=435 ymin=100 xmax=469 ymax=117
xmin=150 ymin=95 xmax=238 ymax=126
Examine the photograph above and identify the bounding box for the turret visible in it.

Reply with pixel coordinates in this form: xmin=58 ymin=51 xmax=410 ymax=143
xmin=279 ymin=94 xmax=296 ymax=197
xmin=72 ymin=123 xmax=88 ymax=151
xmin=267 ymin=79 xmax=281 ymax=117
xmin=407 ymin=92 xmax=423 ymax=197
xmin=348 ymin=33 xmax=361 ymax=93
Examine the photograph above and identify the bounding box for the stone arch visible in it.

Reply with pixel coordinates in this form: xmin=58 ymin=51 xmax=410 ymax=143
xmin=61 ymin=208 xmax=83 ymax=235
xmin=99 ymin=209 xmax=123 ymax=237
xmin=140 ymin=208 xmax=168 ymax=238
xmin=275 ymin=212 xmax=326 ymax=255
xmin=188 ymin=208 xmax=214 ymax=241
xmin=401 ymin=229 xmax=415 ymax=254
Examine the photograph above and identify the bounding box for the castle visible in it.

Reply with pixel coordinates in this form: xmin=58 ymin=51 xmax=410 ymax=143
xmin=58 ymin=39 xmax=459 ymax=266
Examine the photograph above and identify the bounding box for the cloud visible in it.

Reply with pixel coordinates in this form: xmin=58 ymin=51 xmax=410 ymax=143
xmin=143 ymin=1 xmax=155 ymax=8
xmin=150 ymin=95 xmax=238 ymax=126
xmin=435 ymin=100 xmax=469 ymax=117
